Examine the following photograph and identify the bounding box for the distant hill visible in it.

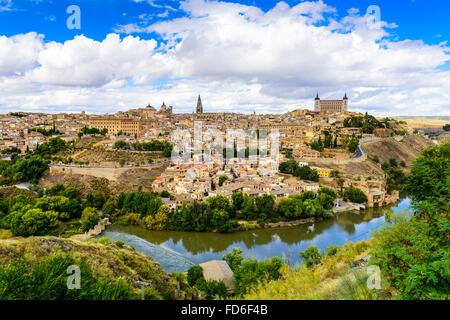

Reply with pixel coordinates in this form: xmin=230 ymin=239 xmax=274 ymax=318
xmin=395 ymin=117 xmax=449 ymax=128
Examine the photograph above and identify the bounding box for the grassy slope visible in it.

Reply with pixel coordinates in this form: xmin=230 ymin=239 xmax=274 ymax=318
xmin=362 ymin=135 xmax=433 ymax=173
xmin=243 ymin=240 xmax=395 ymax=300
xmin=0 ymin=236 xmax=198 ymax=300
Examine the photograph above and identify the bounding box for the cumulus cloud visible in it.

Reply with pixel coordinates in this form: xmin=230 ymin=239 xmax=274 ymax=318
xmin=28 ymin=34 xmax=160 ymax=86
xmin=0 ymin=32 xmax=43 ymax=76
xmin=0 ymin=0 xmax=449 ymax=116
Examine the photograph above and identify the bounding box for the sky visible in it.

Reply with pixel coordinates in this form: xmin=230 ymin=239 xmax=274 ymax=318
xmin=0 ymin=0 xmax=449 ymax=116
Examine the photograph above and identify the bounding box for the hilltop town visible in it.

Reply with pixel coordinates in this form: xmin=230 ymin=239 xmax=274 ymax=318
xmin=1 ymin=94 xmax=443 ymax=219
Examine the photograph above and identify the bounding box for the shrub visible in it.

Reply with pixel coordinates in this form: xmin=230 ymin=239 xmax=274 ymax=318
xmin=195 ymin=279 xmax=229 ymax=299
xmin=115 ymin=240 xmax=125 ymax=248
xmin=80 ymin=207 xmax=100 ymax=232
xmin=187 ymin=265 xmax=204 ymax=287
xmin=299 ymin=246 xmax=322 ymax=268
xmin=0 ymin=254 xmax=136 ymax=300
xmin=120 ymin=213 xmax=142 ymax=226
xmin=8 ymin=208 xmax=59 ymax=237
xmin=223 ymin=248 xmax=244 ymax=272
xmin=337 ymin=270 xmax=385 ymax=300
xmin=344 ymin=187 xmax=368 ymax=203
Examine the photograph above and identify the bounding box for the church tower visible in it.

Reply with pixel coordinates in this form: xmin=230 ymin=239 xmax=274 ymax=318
xmin=196 ymin=95 xmax=203 ymax=113
xmin=343 ymin=92 xmax=348 ymax=113
xmin=314 ymin=92 xmax=321 ymax=112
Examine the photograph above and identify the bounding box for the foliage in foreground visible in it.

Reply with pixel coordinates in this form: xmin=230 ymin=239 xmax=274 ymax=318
xmin=223 ymin=248 xmax=283 ymax=296
xmin=243 ymin=241 xmax=378 ymax=300
xmin=0 ymin=254 xmax=136 ymax=300
xmin=370 ymin=141 xmax=450 ymax=300
xmin=0 ymin=237 xmax=198 ymax=300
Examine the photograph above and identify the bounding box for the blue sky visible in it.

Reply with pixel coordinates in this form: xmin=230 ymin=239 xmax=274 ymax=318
xmin=0 ymin=0 xmax=449 ymax=115
xmin=1 ymin=0 xmax=448 ymax=45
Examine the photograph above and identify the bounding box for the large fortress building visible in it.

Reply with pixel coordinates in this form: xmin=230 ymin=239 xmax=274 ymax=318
xmin=314 ymin=93 xmax=348 ymax=113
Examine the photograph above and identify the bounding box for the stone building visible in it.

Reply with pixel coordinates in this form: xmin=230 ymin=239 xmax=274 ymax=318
xmin=314 ymin=93 xmax=348 ymax=113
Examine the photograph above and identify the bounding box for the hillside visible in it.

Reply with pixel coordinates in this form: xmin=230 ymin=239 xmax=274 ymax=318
xmin=39 ymin=165 xmax=167 ymax=197
xmin=0 ymin=236 xmax=198 ymax=300
xmin=362 ymin=135 xmax=434 ymax=173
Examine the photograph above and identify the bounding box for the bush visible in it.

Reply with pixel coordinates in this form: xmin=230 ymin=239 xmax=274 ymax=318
xmin=187 ymin=265 xmax=204 ymax=287
xmin=223 ymin=248 xmax=283 ymax=295
xmin=115 ymin=240 xmax=125 ymax=248
xmin=8 ymin=208 xmax=59 ymax=237
xmin=344 ymin=187 xmax=368 ymax=203
xmin=195 ymin=279 xmax=229 ymax=299
xmin=299 ymin=246 xmax=322 ymax=268
xmin=80 ymin=207 xmax=100 ymax=232
xmin=222 ymin=248 xmax=244 ymax=272
xmin=98 ymin=237 xmax=110 ymax=246
xmin=0 ymin=254 xmax=136 ymax=300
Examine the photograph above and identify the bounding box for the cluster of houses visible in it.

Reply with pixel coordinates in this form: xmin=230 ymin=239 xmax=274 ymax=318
xmin=151 ymin=157 xmax=321 ymax=209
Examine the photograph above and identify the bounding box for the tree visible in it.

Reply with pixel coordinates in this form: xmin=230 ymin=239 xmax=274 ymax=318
xmin=295 ymin=165 xmax=319 ymax=182
xmin=145 ymin=206 xmax=169 ymax=231
xmin=8 ymin=208 xmax=58 ymax=237
xmin=218 ymin=175 xmax=228 ymax=187
xmin=232 ymin=192 xmax=245 ymax=211
xmin=114 ymin=141 xmax=128 ymax=150
xmin=279 ymin=159 xmax=298 ymax=174
xmin=222 ymin=247 xmax=244 ymax=272
xmin=299 ymin=246 xmax=322 ymax=268
xmin=370 ymin=141 xmax=450 ymax=299
xmin=160 ymin=190 xmax=171 ymax=198
xmin=318 ymin=187 xmax=337 ymax=199
xmin=389 ymin=158 xmax=398 ymax=167
xmin=240 ymin=196 xmax=257 ymax=220
xmin=404 ymin=141 xmax=450 ymax=210
xmin=348 ymin=138 xmax=359 ymax=153
xmin=80 ymin=207 xmax=100 ymax=232
xmin=102 ymin=200 xmax=116 ymax=216
xmin=344 ymin=187 xmax=368 ymax=203
xmin=318 ymin=193 xmax=334 ymax=210
xmin=255 ymin=194 xmax=275 ymax=220
xmin=443 ymin=124 xmax=450 ymax=131
xmin=187 ymin=265 xmax=204 ymax=287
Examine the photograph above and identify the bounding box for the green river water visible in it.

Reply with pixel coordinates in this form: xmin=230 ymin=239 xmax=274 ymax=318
xmin=101 ymin=198 xmax=412 ymax=273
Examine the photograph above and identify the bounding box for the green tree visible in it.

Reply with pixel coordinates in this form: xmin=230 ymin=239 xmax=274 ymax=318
xmin=344 ymin=187 xmax=368 ymax=203
xmin=187 ymin=265 xmax=204 ymax=287
xmin=222 ymin=248 xmax=244 ymax=272
xmin=299 ymin=246 xmax=322 ymax=268
xmin=80 ymin=207 xmax=100 ymax=232
xmin=218 ymin=175 xmax=228 ymax=187
xmin=9 ymin=208 xmax=58 ymax=237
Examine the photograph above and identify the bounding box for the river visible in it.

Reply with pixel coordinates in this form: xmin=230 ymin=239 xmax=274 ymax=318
xmin=101 ymin=198 xmax=412 ymax=273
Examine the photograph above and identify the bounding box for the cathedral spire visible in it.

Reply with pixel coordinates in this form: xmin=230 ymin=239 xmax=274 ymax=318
xmin=315 ymin=92 xmax=320 ymax=100
xmin=196 ymin=94 xmax=203 ymax=113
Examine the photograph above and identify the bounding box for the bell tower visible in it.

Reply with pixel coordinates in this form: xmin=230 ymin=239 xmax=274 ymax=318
xmin=196 ymin=95 xmax=203 ymax=114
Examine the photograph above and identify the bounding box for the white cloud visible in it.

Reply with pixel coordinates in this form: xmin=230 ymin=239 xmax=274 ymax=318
xmin=0 ymin=0 xmax=449 ymax=116
xmin=0 ymin=32 xmax=43 ymax=76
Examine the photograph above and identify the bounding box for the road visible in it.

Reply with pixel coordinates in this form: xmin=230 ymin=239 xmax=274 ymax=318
xmin=351 ymin=135 xmax=407 ymax=159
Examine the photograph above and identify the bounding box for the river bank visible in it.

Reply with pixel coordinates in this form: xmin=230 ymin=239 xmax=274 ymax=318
xmin=100 ymin=198 xmax=411 ymax=273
